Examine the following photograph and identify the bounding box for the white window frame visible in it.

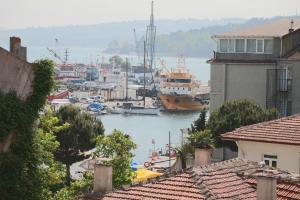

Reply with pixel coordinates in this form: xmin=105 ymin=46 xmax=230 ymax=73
xmin=263 ymin=154 xmax=278 ymax=167
xmin=217 ymin=38 xmax=274 ymax=54
xmin=256 ymin=39 xmax=264 ymax=53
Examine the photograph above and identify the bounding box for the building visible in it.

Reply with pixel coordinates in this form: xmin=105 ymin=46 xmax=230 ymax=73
xmin=209 ymin=18 xmax=300 ymax=116
xmin=222 ymin=114 xmax=300 ymax=174
xmin=83 ymin=157 xmax=300 ymax=200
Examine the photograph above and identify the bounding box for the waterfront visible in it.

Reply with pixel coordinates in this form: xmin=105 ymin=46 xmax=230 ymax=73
xmin=97 ymin=111 xmax=200 ymax=163
xmin=25 ymin=46 xmax=211 ymax=83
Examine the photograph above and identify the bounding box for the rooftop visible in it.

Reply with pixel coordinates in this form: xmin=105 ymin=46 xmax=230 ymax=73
xmin=83 ymin=158 xmax=300 ymax=200
xmin=214 ymin=18 xmax=300 ymax=38
xmin=222 ymin=114 xmax=300 ymax=145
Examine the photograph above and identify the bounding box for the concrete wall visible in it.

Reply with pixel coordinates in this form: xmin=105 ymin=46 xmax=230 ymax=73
xmin=237 ymin=140 xmax=300 ymax=173
xmin=0 ymin=47 xmax=33 ymax=100
xmin=290 ymin=60 xmax=300 ymax=114
xmin=226 ymin=63 xmax=276 ymax=108
xmin=210 ymin=62 xmax=276 ymax=112
xmin=210 ymin=63 xmax=225 ymax=112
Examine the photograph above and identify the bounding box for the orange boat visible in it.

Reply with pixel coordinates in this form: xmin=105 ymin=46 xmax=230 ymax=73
xmin=158 ymin=62 xmax=207 ymax=111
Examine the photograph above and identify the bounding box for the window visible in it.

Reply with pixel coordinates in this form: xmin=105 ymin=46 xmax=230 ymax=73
xmin=247 ymin=39 xmax=256 ymax=53
xmin=228 ymin=39 xmax=235 ymax=52
xmin=257 ymin=39 xmax=263 ymax=53
xmin=220 ymin=39 xmax=228 ymax=52
xmin=235 ymin=39 xmax=245 ymax=52
xmin=264 ymin=154 xmax=277 ymax=167
xmin=264 ymin=39 xmax=273 ymax=53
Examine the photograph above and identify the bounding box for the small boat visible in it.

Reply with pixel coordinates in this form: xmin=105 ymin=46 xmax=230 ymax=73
xmin=87 ymin=102 xmax=104 ymax=112
xmin=109 ymin=106 xmax=123 ymax=114
xmin=122 ymin=102 xmax=160 ymax=115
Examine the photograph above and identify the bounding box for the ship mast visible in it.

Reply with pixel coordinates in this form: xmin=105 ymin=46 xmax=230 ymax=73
xmin=146 ymin=0 xmax=156 ymax=89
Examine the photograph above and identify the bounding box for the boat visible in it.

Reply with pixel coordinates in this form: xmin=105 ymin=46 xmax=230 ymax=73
xmin=122 ymin=102 xmax=159 ymax=115
xmin=158 ymin=63 xmax=208 ymax=111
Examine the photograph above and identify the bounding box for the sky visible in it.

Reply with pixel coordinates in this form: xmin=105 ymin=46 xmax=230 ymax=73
xmin=0 ymin=0 xmax=299 ymax=29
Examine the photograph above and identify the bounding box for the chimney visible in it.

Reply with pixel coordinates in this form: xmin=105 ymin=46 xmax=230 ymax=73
xmin=256 ymin=171 xmax=277 ymax=200
xmin=194 ymin=148 xmax=212 ymax=167
xmin=93 ymin=159 xmax=113 ymax=194
xmin=9 ymin=37 xmax=27 ymax=61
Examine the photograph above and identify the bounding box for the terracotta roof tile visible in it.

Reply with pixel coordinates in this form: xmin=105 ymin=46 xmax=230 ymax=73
xmin=214 ymin=19 xmax=300 ymax=38
xmin=222 ymin=114 xmax=300 ymax=145
xmin=85 ymin=158 xmax=300 ymax=200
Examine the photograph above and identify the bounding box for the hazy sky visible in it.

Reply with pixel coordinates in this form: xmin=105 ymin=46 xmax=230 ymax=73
xmin=1 ymin=0 xmax=299 ymax=29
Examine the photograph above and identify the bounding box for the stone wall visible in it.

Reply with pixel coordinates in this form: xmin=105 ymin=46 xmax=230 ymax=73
xmin=0 ymin=47 xmax=33 ymax=100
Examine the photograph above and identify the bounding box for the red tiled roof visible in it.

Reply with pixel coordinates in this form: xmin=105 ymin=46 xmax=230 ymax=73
xmin=90 ymin=173 xmax=205 ymax=200
xmin=221 ymin=114 xmax=300 ymax=145
xmin=85 ymin=158 xmax=300 ymax=200
xmin=246 ymin=178 xmax=300 ymax=200
xmin=214 ymin=19 xmax=300 ymax=38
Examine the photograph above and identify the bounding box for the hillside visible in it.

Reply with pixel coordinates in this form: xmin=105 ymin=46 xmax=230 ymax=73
xmin=104 ymin=16 xmax=293 ymax=57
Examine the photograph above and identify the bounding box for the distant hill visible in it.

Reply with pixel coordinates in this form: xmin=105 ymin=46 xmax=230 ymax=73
xmin=0 ymin=16 xmax=296 ymax=58
xmin=0 ymin=18 xmax=247 ymax=48
xmin=104 ymin=16 xmax=297 ymax=57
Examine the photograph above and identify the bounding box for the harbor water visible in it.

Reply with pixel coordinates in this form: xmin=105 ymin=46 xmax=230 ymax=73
xmin=97 ymin=111 xmax=200 ymax=163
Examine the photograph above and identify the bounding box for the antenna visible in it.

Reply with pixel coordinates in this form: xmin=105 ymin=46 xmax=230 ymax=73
xmin=289 ymin=19 xmax=294 ymax=33
xmin=64 ymin=48 xmax=69 ymax=63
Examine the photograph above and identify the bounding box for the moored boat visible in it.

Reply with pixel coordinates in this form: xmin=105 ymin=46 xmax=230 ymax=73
xmin=158 ymin=63 xmax=207 ymax=111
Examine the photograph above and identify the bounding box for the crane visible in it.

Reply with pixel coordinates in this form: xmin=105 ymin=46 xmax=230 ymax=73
xmin=133 ymin=28 xmax=141 ymax=64
xmin=47 ymin=38 xmax=65 ymax=64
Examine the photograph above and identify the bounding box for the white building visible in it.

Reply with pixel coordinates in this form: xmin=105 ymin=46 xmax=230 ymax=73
xmin=222 ymin=114 xmax=300 ymax=174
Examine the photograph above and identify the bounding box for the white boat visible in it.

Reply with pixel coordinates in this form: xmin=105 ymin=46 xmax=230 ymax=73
xmin=122 ymin=103 xmax=159 ymax=115
xmin=110 ymin=103 xmax=159 ymax=115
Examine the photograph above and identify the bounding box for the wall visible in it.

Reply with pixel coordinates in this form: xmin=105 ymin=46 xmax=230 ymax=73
xmin=225 ymin=63 xmax=276 ymax=108
xmin=237 ymin=140 xmax=300 ymax=173
xmin=210 ymin=62 xmax=276 ymax=112
xmin=210 ymin=63 xmax=225 ymax=112
xmin=0 ymin=47 xmax=33 ymax=100
xmin=290 ymin=60 xmax=300 ymax=114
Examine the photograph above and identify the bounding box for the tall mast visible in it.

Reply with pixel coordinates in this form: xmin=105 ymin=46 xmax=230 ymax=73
xmin=146 ymin=0 xmax=156 ymax=87
xmin=143 ymin=40 xmax=146 ymax=107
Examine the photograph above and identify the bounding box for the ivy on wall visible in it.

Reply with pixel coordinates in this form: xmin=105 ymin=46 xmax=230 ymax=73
xmin=0 ymin=59 xmax=54 ymax=200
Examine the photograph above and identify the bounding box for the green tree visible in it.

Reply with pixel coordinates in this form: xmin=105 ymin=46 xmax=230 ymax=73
xmin=94 ymin=129 xmax=137 ymax=188
xmin=54 ymin=105 xmax=104 ymax=185
xmin=35 ymin=107 xmax=69 ymax=198
xmin=207 ymin=99 xmax=278 ymax=147
xmin=189 ymin=109 xmax=207 ymax=133
xmin=109 ymin=55 xmax=123 ymax=67
xmin=188 ymin=129 xmax=215 ymax=149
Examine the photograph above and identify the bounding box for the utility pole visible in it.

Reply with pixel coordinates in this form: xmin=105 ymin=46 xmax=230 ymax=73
xmin=143 ymin=40 xmax=146 ymax=107
xmin=125 ymin=58 xmax=128 ymax=101
xmin=64 ymin=48 xmax=69 ymax=64
xmin=169 ymin=131 xmax=171 ymax=173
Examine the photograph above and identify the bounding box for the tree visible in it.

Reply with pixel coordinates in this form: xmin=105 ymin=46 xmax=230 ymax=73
xmin=109 ymin=55 xmax=123 ymax=67
xmin=188 ymin=129 xmax=215 ymax=149
xmin=189 ymin=109 xmax=207 ymax=133
xmin=207 ymin=99 xmax=278 ymax=147
xmin=94 ymin=129 xmax=137 ymax=188
xmin=54 ymin=105 xmax=104 ymax=185
xmin=35 ymin=107 xmax=69 ymax=199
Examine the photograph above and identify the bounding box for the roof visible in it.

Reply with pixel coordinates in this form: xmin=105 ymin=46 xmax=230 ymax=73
xmin=214 ymin=19 xmax=300 ymax=38
xmin=222 ymin=114 xmax=300 ymax=145
xmin=83 ymin=158 xmax=300 ymax=200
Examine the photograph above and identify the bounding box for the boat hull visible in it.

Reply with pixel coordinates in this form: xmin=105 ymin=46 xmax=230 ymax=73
xmin=159 ymin=94 xmax=205 ymax=111
xmin=123 ymin=108 xmax=160 ymax=115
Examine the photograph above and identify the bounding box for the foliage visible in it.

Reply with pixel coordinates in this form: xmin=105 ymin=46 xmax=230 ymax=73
xmin=51 ymin=172 xmax=94 ymax=200
xmin=189 ymin=109 xmax=207 ymax=134
xmin=35 ymin=107 xmax=70 ymax=199
xmin=207 ymin=99 xmax=278 ymax=146
xmin=54 ymin=105 xmax=104 ymax=185
xmin=0 ymin=59 xmax=54 ymax=200
xmin=188 ymin=129 xmax=215 ymax=149
xmin=175 ymin=143 xmax=194 ymax=169
xmin=95 ymin=129 xmax=137 ymax=188
xmin=109 ymin=55 xmax=123 ymax=66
